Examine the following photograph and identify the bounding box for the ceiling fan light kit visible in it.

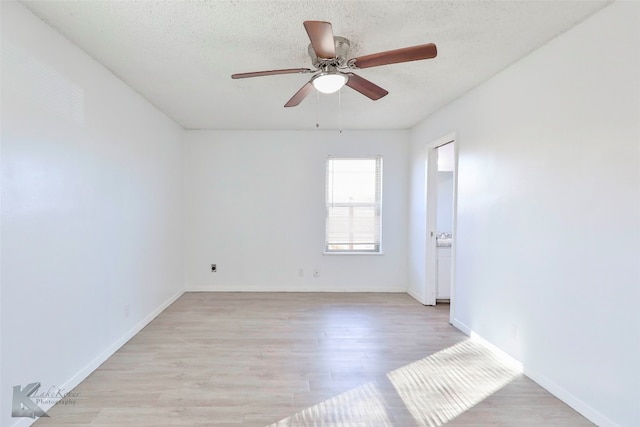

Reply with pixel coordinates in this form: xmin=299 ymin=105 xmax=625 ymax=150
xmin=311 ymin=71 xmax=347 ymax=94
xmin=231 ymin=20 xmax=437 ymax=108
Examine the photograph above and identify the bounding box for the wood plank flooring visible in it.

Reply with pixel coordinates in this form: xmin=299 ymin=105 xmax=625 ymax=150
xmin=33 ymin=292 xmax=593 ymax=426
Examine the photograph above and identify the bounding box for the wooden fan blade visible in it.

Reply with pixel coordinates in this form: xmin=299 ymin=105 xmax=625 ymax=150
xmin=232 ymin=68 xmax=312 ymax=79
xmin=352 ymin=43 xmax=437 ymax=69
xmin=303 ymin=21 xmax=335 ymax=59
xmin=345 ymin=73 xmax=388 ymax=100
xmin=284 ymin=82 xmax=314 ymax=107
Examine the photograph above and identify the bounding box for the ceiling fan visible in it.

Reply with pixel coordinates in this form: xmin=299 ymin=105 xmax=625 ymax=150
xmin=231 ymin=20 xmax=437 ymax=107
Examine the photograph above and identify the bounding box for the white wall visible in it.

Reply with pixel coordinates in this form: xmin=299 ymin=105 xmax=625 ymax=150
xmin=1 ymin=3 xmax=184 ymax=425
xmin=184 ymin=130 xmax=409 ymax=292
xmin=409 ymin=2 xmax=639 ymax=426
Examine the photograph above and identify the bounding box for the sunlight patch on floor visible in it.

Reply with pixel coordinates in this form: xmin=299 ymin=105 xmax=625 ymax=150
xmin=269 ymin=381 xmax=393 ymax=426
xmin=271 ymin=339 xmax=520 ymax=426
xmin=386 ymin=339 xmax=521 ymax=426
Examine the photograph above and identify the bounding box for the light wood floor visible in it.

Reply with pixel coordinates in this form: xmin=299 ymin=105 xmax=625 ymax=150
xmin=34 ymin=293 xmax=593 ymax=426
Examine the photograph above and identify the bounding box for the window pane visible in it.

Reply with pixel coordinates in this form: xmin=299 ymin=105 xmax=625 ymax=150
xmin=328 ymin=159 xmax=378 ymax=204
xmin=325 ymin=157 xmax=382 ymax=253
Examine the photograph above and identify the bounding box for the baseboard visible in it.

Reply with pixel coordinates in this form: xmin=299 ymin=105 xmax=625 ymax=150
xmin=451 ymin=317 xmax=472 ymax=335
xmin=185 ymin=286 xmax=406 ymax=293
xmin=452 ymin=318 xmax=520 ymax=369
xmin=9 ymin=289 xmax=184 ymax=427
xmin=469 ymin=333 xmax=522 ymax=372
xmin=407 ymin=288 xmax=427 ymax=305
xmin=523 ymin=367 xmax=620 ymax=427
xmin=451 ymin=318 xmax=620 ymax=427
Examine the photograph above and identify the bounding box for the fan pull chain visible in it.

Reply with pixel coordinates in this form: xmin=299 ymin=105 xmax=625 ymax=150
xmin=316 ymin=90 xmax=320 ymax=128
xmin=338 ymin=88 xmax=342 ymax=133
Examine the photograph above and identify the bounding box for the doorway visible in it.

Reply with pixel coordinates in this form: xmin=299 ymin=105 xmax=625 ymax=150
xmin=424 ymin=134 xmax=457 ymax=321
xmin=436 ymin=142 xmax=455 ymax=302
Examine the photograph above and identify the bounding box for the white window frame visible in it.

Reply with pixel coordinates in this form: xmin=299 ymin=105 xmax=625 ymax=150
xmin=325 ymin=156 xmax=383 ymax=254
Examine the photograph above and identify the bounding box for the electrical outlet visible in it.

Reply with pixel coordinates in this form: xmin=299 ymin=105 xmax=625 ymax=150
xmin=298 ymin=268 xmax=304 ymax=277
xmin=313 ymin=269 xmax=320 ymax=278
xmin=124 ymin=304 xmax=130 ymax=319
xmin=211 ymin=264 xmax=217 ymax=272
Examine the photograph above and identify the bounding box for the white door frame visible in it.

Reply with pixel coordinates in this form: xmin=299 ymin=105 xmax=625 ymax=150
xmin=424 ymin=132 xmax=458 ymax=324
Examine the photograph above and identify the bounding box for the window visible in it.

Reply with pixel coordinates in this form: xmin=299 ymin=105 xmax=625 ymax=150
xmin=325 ymin=157 xmax=382 ymax=253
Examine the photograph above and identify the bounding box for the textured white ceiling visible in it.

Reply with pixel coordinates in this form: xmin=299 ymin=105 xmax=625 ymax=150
xmin=20 ymin=0 xmax=610 ymax=130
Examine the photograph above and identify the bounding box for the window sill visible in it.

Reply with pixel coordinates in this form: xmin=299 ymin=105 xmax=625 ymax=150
xmin=323 ymin=251 xmax=384 ymax=256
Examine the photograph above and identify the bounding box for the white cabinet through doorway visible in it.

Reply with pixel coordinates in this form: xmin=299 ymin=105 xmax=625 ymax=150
xmin=437 ymin=245 xmax=451 ymax=299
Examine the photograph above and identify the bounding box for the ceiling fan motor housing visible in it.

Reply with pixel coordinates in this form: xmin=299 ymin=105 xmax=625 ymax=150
xmin=308 ymin=36 xmax=351 ymax=69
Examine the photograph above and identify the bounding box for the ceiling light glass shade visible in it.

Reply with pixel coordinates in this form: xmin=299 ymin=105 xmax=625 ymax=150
xmin=312 ymin=73 xmax=347 ymax=94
